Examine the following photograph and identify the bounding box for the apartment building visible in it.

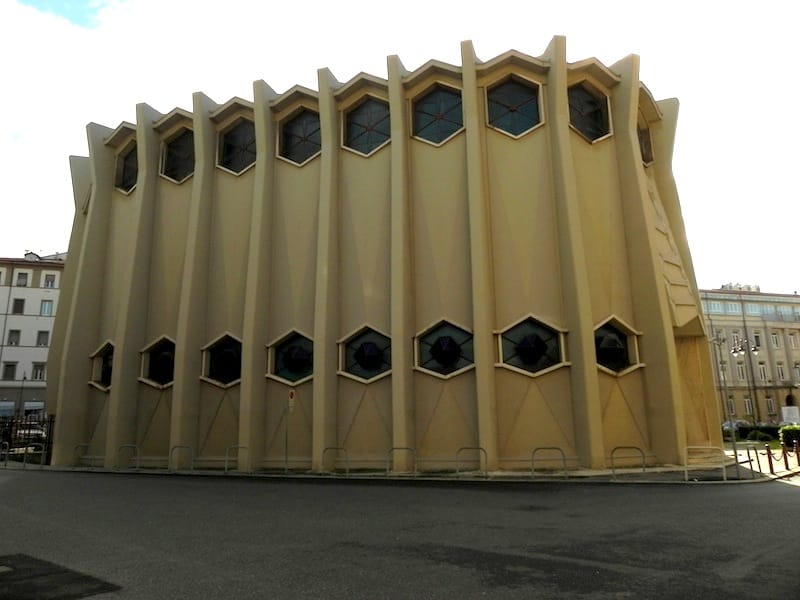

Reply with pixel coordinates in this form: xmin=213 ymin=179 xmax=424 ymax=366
xmin=0 ymin=252 xmax=64 ymax=417
xmin=701 ymin=284 xmax=800 ymax=425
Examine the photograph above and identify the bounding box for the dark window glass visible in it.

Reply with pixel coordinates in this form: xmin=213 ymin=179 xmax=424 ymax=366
xmin=94 ymin=344 xmax=114 ymax=388
xmin=594 ymin=323 xmax=631 ymax=372
xmin=637 ymin=124 xmax=654 ymax=163
xmin=207 ymin=336 xmax=241 ymax=385
xmin=36 ymin=331 xmax=49 ymax=346
xmin=487 ymin=79 xmax=540 ymax=136
xmin=12 ymin=299 xmax=24 ymax=314
xmin=345 ymin=98 xmax=390 ymax=155
xmin=501 ymin=318 xmax=560 ymax=373
xmin=568 ymin=84 xmax=609 ymax=141
xmin=280 ymin=110 xmax=321 ymax=165
xmin=344 ymin=328 xmax=391 ymax=380
xmin=219 ymin=119 xmax=256 ymax=173
xmin=147 ymin=339 xmax=175 ymax=385
xmin=413 ymin=85 xmax=463 ymax=144
xmin=8 ymin=330 xmax=20 ymax=345
xmin=162 ymin=129 xmax=195 ymax=182
xmin=418 ymin=322 xmax=473 ymax=376
xmin=2 ymin=363 xmax=16 ymax=380
xmin=275 ymin=333 xmax=314 ymax=382
xmin=44 ymin=274 xmax=56 ymax=288
xmin=116 ymin=144 xmax=138 ymax=192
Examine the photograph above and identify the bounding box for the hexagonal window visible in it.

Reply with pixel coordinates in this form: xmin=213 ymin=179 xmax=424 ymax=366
xmin=341 ymin=328 xmax=391 ymax=381
xmin=273 ymin=332 xmax=314 ymax=383
xmin=218 ymin=118 xmax=256 ymax=174
xmin=141 ymin=337 xmax=175 ymax=386
xmin=413 ymin=85 xmax=463 ymax=145
xmin=344 ymin=97 xmax=390 ymax=155
xmin=203 ymin=335 xmax=241 ymax=386
xmin=487 ymin=78 xmax=541 ymax=137
xmin=568 ymin=82 xmax=610 ymax=142
xmin=500 ymin=318 xmax=561 ymax=374
xmin=279 ymin=109 xmax=321 ymax=165
xmin=594 ymin=322 xmax=631 ymax=373
xmin=161 ymin=128 xmax=195 ymax=183
xmin=417 ymin=321 xmax=473 ymax=377
xmin=90 ymin=342 xmax=114 ymax=389
xmin=114 ymin=142 xmax=138 ymax=193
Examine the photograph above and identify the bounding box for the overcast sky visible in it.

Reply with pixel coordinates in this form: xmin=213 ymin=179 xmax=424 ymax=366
xmin=2 ymin=0 xmax=798 ymax=294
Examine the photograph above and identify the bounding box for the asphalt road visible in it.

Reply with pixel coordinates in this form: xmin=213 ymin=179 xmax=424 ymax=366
xmin=0 ymin=470 xmax=797 ymax=599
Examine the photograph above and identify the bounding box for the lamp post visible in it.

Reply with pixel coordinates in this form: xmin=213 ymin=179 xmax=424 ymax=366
xmin=17 ymin=372 xmax=26 ymax=419
xmin=711 ymin=335 xmax=740 ymax=479
xmin=730 ymin=338 xmax=760 ymax=424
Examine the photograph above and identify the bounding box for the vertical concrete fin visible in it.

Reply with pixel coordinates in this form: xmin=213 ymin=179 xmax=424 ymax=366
xmin=170 ymin=93 xmax=218 ymax=468
xmin=239 ymin=80 xmax=279 ymax=471
xmin=52 ymin=123 xmax=115 ymax=465
xmin=387 ymin=53 xmax=415 ymax=471
xmin=104 ymin=103 xmax=162 ymax=468
xmin=460 ymin=40 xmax=498 ymax=470
xmin=312 ymin=68 xmax=341 ymax=471
xmin=612 ymin=56 xmax=688 ymax=463
xmin=543 ymin=36 xmax=606 ymax=469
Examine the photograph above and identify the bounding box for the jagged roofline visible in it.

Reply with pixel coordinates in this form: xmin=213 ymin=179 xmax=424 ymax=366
xmin=334 ymin=72 xmax=388 ymax=101
xmin=638 ymin=83 xmax=663 ymax=123
xmin=96 ymin=42 xmax=681 ymax=134
xmin=104 ymin=121 xmax=136 ymax=149
xmin=567 ymin=57 xmax=621 ymax=88
xmin=269 ymin=84 xmax=319 ymax=113
xmin=210 ymin=97 xmax=254 ymax=124
xmin=476 ymin=48 xmax=549 ymax=75
xmin=153 ymin=107 xmax=193 ymax=134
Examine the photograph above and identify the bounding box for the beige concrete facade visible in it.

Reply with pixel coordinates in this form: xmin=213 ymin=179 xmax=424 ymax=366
xmin=50 ymin=38 xmax=720 ymax=472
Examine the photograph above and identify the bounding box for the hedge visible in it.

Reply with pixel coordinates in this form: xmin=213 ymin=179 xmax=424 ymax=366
xmin=779 ymin=425 xmax=800 ymax=447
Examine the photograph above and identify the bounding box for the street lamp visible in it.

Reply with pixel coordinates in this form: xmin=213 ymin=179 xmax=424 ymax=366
xmin=730 ymin=339 xmax=760 ymax=424
xmin=711 ymin=335 xmax=740 ymax=478
xmin=17 ymin=372 xmax=26 ymax=419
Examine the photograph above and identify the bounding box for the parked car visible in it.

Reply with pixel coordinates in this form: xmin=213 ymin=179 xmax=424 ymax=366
xmin=13 ymin=423 xmax=47 ymax=445
xmin=721 ymin=420 xmax=751 ymax=430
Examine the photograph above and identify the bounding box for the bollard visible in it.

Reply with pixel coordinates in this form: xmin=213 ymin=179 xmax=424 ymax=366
xmin=795 ymin=441 xmax=800 ymax=468
xmin=764 ymin=443 xmax=775 ymax=475
xmin=781 ymin=443 xmax=790 ymax=471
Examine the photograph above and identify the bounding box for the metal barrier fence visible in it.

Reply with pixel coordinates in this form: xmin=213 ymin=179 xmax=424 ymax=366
xmin=683 ymin=446 xmax=727 ymax=482
xmin=0 ymin=415 xmax=54 ymax=466
xmin=610 ymin=446 xmax=645 ymax=481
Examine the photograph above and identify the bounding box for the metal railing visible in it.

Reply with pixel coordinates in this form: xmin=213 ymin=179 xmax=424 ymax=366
xmin=455 ymin=447 xmax=487 ymax=478
xmin=683 ymin=446 xmax=727 ymax=482
xmin=22 ymin=443 xmax=45 ymax=469
xmin=610 ymin=446 xmax=645 ymax=481
xmin=224 ymin=445 xmax=249 ymax=474
xmin=116 ymin=444 xmax=141 ymax=470
xmin=169 ymin=445 xmax=195 ymax=472
xmin=531 ymin=447 xmax=569 ymax=479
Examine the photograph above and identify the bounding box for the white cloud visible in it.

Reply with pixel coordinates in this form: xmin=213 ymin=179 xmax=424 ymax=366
xmin=1 ymin=0 xmax=798 ymax=293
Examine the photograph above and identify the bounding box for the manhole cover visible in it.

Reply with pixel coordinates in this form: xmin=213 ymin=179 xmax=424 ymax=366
xmin=0 ymin=554 xmax=119 ymax=600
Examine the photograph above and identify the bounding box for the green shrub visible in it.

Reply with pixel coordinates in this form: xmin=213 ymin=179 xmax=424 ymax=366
xmin=747 ymin=430 xmax=772 ymax=442
xmin=779 ymin=425 xmax=800 ymax=447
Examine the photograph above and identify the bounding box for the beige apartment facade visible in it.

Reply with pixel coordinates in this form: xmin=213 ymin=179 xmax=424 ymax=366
xmin=701 ymin=285 xmax=800 ymax=426
xmin=1 ymin=252 xmax=64 ymax=417
xmin=50 ymin=38 xmax=719 ymax=472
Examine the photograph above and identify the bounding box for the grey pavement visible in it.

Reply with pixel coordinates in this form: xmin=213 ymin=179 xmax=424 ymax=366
xmin=1 ymin=465 xmax=799 ymax=599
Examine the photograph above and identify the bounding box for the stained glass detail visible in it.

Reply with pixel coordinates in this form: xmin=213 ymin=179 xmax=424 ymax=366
xmin=344 ymin=328 xmax=391 ymax=380
xmin=501 ymin=318 xmax=560 ymax=373
xmin=219 ymin=118 xmax=256 ymax=173
xmin=413 ymin=85 xmax=463 ymax=144
xmin=345 ymin=98 xmax=390 ymax=155
xmin=568 ymin=84 xmax=609 ymax=141
xmin=594 ymin=323 xmax=630 ymax=372
xmin=162 ymin=128 xmax=195 ymax=182
xmin=280 ymin=110 xmax=321 ymax=164
xmin=418 ymin=322 xmax=473 ymax=376
xmin=207 ymin=336 xmax=241 ymax=385
xmin=275 ymin=333 xmax=314 ymax=382
xmin=487 ymin=79 xmax=540 ymax=136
